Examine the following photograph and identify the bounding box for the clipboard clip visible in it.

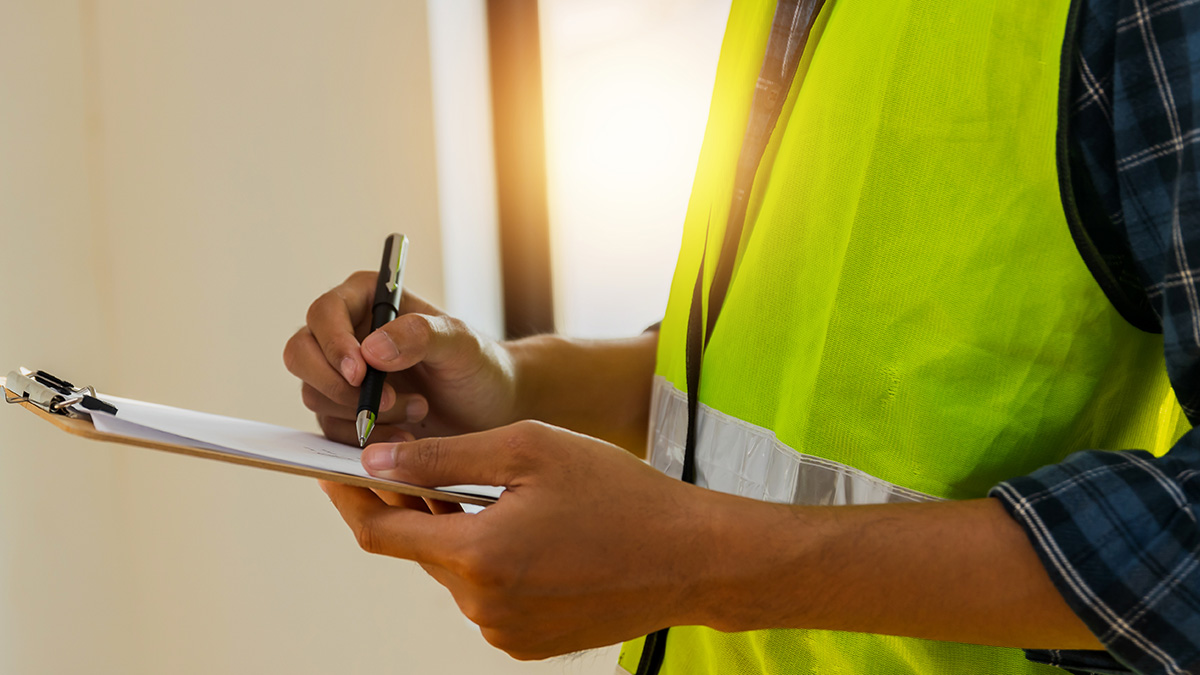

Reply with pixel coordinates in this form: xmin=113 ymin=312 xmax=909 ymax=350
xmin=3 ymin=368 xmax=118 ymax=418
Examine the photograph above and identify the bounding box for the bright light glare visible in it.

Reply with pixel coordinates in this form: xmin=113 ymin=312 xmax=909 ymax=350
xmin=541 ymin=0 xmax=730 ymax=339
xmin=561 ymin=66 xmax=691 ymax=195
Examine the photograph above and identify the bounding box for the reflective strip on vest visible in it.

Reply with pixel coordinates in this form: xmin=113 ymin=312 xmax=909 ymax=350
xmin=647 ymin=375 xmax=939 ymax=506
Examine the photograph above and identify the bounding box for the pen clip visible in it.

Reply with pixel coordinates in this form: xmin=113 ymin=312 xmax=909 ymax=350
xmin=383 ymin=234 xmax=409 ymax=294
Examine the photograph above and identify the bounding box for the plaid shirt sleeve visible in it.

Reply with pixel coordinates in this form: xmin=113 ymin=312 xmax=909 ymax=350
xmin=987 ymin=1 xmax=1200 ymax=674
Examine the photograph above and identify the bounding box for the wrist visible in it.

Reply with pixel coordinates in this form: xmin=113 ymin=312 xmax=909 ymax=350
xmin=482 ymin=336 xmax=522 ymax=427
xmin=686 ymin=490 xmax=822 ymax=633
xmin=501 ymin=332 xmax=658 ymax=453
xmin=503 ymin=333 xmax=563 ymax=423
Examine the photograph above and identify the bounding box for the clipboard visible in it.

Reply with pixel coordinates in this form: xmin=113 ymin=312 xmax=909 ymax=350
xmin=2 ymin=368 xmax=499 ymax=507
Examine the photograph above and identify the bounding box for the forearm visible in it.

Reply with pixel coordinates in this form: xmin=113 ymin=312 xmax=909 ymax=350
xmin=506 ymin=331 xmax=657 ymax=456
xmin=692 ymin=492 xmax=1101 ymax=650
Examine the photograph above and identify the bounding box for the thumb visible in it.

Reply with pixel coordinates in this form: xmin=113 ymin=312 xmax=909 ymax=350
xmin=361 ymin=424 xmax=535 ymax=487
xmin=359 ymin=313 xmax=483 ymax=373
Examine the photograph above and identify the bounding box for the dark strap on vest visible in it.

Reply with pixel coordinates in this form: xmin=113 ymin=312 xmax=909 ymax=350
xmin=636 ymin=2 xmax=823 ymax=673
xmin=704 ymin=0 xmax=824 ymax=342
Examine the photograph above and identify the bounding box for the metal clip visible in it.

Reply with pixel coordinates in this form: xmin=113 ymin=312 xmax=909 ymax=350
xmin=3 ymin=368 xmax=116 ymax=418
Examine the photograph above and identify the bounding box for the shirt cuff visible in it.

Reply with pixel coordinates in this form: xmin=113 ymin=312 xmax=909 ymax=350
xmin=989 ymin=444 xmax=1200 ymax=675
xmin=1023 ymin=647 xmax=1134 ymax=674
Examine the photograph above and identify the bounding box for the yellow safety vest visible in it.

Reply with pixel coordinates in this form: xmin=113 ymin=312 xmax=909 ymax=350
xmin=618 ymin=0 xmax=1188 ymax=673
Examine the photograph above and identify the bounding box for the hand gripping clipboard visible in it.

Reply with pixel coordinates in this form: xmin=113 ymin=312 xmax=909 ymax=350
xmin=2 ymin=368 xmax=499 ymax=507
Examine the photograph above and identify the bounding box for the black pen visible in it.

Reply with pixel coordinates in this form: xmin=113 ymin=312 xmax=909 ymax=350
xmin=357 ymin=233 xmax=410 ymax=447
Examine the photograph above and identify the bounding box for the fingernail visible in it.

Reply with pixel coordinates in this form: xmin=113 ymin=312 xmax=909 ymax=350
xmin=340 ymin=357 xmax=358 ymax=383
xmin=381 ymin=387 xmax=395 ymax=411
xmin=362 ymin=331 xmax=399 ymax=362
xmin=363 ymin=446 xmax=399 ymax=471
xmin=405 ymin=398 xmax=427 ymax=422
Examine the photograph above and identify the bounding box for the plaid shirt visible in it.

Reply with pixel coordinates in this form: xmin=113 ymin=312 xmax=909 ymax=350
xmin=989 ymin=1 xmax=1200 ymax=674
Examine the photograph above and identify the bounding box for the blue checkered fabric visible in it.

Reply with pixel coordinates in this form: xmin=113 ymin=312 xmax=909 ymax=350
xmin=990 ymin=1 xmax=1200 ymax=674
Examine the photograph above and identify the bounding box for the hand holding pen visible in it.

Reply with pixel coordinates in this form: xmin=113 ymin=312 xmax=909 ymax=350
xmin=285 ymin=238 xmax=524 ymax=447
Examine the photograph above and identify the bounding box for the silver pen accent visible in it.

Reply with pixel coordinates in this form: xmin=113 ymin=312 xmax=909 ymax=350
xmin=356 ymin=410 xmax=376 ymax=448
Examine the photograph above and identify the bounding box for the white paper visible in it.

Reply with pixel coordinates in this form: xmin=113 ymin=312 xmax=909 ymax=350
xmin=87 ymin=394 xmax=502 ymax=502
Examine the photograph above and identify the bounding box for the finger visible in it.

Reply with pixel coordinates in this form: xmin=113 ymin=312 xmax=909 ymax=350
xmin=425 ymin=498 xmax=465 ymax=515
xmin=317 ymin=415 xmax=359 ymax=445
xmin=360 ymin=313 xmax=484 ymax=373
xmin=285 ymin=327 xmax=360 ymax=407
xmin=323 ymin=480 xmax=430 ymax=512
xmin=373 ymin=488 xmax=432 ymax=512
xmin=320 ymin=480 xmax=459 ymax=562
xmin=301 ymin=382 xmax=399 ymax=418
xmin=360 ymin=422 xmax=540 ymax=487
xmin=318 ymin=415 xmax=414 ymax=446
xmin=306 ymin=272 xmax=376 ymax=386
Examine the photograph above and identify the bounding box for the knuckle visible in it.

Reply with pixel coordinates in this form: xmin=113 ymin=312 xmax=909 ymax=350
xmin=347 ymin=270 xmax=375 ymax=288
xmin=352 ymin=520 xmax=384 ymax=555
xmin=500 ymin=421 xmax=552 ymax=475
xmin=444 ymin=315 xmax=470 ymax=338
xmin=453 ymin=540 xmax=512 ymax=590
xmin=320 ymin=341 xmax=346 ymax=368
xmin=460 ymin=597 xmax=500 ymax=629
xmin=411 ymin=437 xmax=443 ymax=474
xmin=503 ymin=423 xmax=530 ymax=450
xmin=321 ymin=375 xmax=353 ymax=402
xmin=300 ymin=385 xmax=324 ymax=412
xmin=446 ymin=541 xmax=479 ymax=577
xmin=482 ymin=630 xmax=542 ymax=661
xmin=305 ymin=291 xmax=334 ymax=327
xmin=516 ymin=418 xmax=552 ymax=436
xmin=498 ymin=429 xmax=530 ymax=465
xmin=480 ymin=627 xmax=518 ymax=654
xmin=509 ymin=648 xmax=547 ymax=662
xmin=399 ymin=313 xmax=434 ymax=347
xmin=282 ymin=331 xmax=303 ymax=374
xmin=332 ymin=285 xmax=355 ymax=309
xmin=479 ymin=626 xmax=505 ymax=650
xmin=443 ymin=316 xmax=484 ymax=355
xmin=505 ymin=420 xmax=545 ymax=453
xmin=466 ymin=562 xmax=508 ymax=591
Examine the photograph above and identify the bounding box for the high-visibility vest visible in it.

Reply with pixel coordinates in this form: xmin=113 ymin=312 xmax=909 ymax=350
xmin=617 ymin=0 xmax=1190 ymax=673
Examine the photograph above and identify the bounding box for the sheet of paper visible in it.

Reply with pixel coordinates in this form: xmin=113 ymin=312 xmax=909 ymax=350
xmin=89 ymin=394 xmax=503 ymax=501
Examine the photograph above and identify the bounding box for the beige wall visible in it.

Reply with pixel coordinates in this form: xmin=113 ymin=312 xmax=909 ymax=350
xmin=0 ymin=2 xmax=613 ymax=673
xmin=0 ymin=2 xmax=128 ymax=672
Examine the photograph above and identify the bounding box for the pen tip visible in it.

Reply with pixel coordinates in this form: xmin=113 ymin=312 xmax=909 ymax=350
xmin=356 ymin=410 xmax=375 ymax=448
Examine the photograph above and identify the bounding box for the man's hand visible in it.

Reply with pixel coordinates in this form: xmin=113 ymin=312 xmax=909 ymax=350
xmin=319 ymin=420 xmax=717 ymax=659
xmin=283 ymin=271 xmax=519 ymax=444
xmin=284 ymin=270 xmax=659 ymax=453
xmin=322 ymin=420 xmax=1105 ymax=658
